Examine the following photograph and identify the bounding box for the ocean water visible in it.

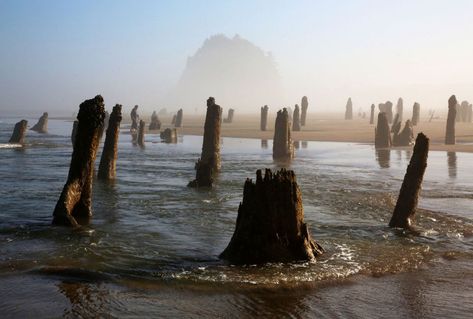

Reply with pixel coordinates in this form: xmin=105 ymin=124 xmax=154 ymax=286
xmin=0 ymin=117 xmax=471 ymax=318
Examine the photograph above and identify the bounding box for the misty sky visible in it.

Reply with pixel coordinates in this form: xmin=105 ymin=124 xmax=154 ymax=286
xmin=1 ymin=0 xmax=472 ymax=115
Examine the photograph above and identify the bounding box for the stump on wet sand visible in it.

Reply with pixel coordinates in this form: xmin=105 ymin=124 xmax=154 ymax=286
xmin=175 ymin=109 xmax=183 ymax=128
xmin=375 ymin=112 xmax=391 ymax=148
xmin=301 ymin=96 xmax=308 ymax=126
xmin=292 ymin=104 xmax=301 ymax=131
xmin=412 ymin=102 xmax=420 ymax=126
xmin=223 ymin=108 xmax=235 ymax=123
xmin=370 ymin=104 xmax=375 ymax=124
xmin=389 ymin=133 xmax=429 ymax=229
xmin=260 ymin=105 xmax=269 ymax=131
xmin=273 ymin=108 xmax=294 ymax=160
xmin=53 ymin=95 xmax=105 ymax=227
xmin=98 ymin=104 xmax=122 ymax=180
xmin=9 ymin=120 xmax=28 ymax=144
xmin=345 ymin=98 xmax=353 ymax=120
xmin=160 ymin=128 xmax=177 ymax=143
xmin=30 ymin=112 xmax=48 ymax=133
xmin=219 ymin=168 xmax=324 ymax=264
xmin=137 ymin=120 xmax=145 ymax=146
xmin=149 ymin=111 xmax=161 ymax=130
xmin=445 ymin=95 xmax=457 ymax=145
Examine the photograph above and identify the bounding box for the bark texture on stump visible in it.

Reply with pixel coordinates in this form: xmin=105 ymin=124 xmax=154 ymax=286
xmin=137 ymin=120 xmax=145 ymax=146
xmin=53 ymin=95 xmax=105 ymax=227
xmin=260 ymin=105 xmax=269 ymax=131
xmin=9 ymin=120 xmax=28 ymax=144
xmin=130 ymin=105 xmax=139 ymax=131
xmin=175 ymin=109 xmax=183 ymax=128
xmin=223 ymin=108 xmax=235 ymax=123
xmin=188 ymin=97 xmax=222 ymax=188
xmin=71 ymin=120 xmax=78 ymax=145
xmin=375 ymin=112 xmax=391 ymax=148
xmin=292 ymin=104 xmax=301 ymax=131
xmin=445 ymin=95 xmax=457 ymax=145
xmin=219 ymin=168 xmax=324 ymax=265
xmin=160 ymin=128 xmax=177 ymax=143
xmin=30 ymin=112 xmax=48 ymax=133
xmin=149 ymin=111 xmax=161 ymax=130
xmin=98 ymin=104 xmax=122 ymax=180
xmin=389 ymin=133 xmax=429 ymax=229
xmin=393 ymin=120 xmax=414 ymax=146
xmin=301 ymin=96 xmax=308 ymax=126
xmin=370 ymin=104 xmax=375 ymax=124
xmin=345 ymin=98 xmax=353 ymax=120
xmin=396 ymin=98 xmax=404 ymax=123
xmin=412 ymin=103 xmax=420 ymax=126
xmin=273 ymin=108 xmax=294 ymax=160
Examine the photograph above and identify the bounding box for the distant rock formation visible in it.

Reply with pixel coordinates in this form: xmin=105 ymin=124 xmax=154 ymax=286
xmin=345 ymin=98 xmax=353 ymax=120
xmin=98 ymin=104 xmax=122 ymax=180
xmin=445 ymin=95 xmax=457 ymax=145
xmin=149 ymin=111 xmax=161 ymax=130
xmin=412 ymin=102 xmax=420 ymax=126
xmin=292 ymin=104 xmax=301 ymax=131
xmin=375 ymin=112 xmax=391 ymax=148
xmin=9 ymin=120 xmax=28 ymax=144
xmin=260 ymin=105 xmax=269 ymax=131
xmin=301 ymin=96 xmax=308 ymax=126
xmin=30 ymin=112 xmax=48 ymax=133
xmin=273 ymin=108 xmax=294 ymax=160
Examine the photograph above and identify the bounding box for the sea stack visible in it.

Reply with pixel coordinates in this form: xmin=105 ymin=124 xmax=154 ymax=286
xmin=149 ymin=111 xmax=161 ymax=130
xmin=396 ymin=98 xmax=403 ymax=123
xmin=260 ymin=105 xmax=269 ymax=131
xmin=30 ymin=112 xmax=48 ymax=133
xmin=175 ymin=109 xmax=183 ymax=128
xmin=188 ymin=97 xmax=222 ymax=187
xmin=273 ymin=108 xmax=294 ymax=160
xmin=345 ymin=98 xmax=353 ymax=120
xmin=375 ymin=112 xmax=391 ymax=148
xmin=301 ymin=96 xmax=308 ymax=126
xmin=130 ymin=105 xmax=139 ymax=132
xmin=223 ymin=108 xmax=235 ymax=123
xmin=370 ymin=104 xmax=375 ymax=124
xmin=52 ymin=95 xmax=105 ymax=227
xmin=160 ymin=128 xmax=177 ymax=143
xmin=389 ymin=133 xmax=429 ymax=229
xmin=292 ymin=104 xmax=301 ymax=131
xmin=219 ymin=168 xmax=324 ymax=264
xmin=8 ymin=120 xmax=28 ymax=144
xmin=412 ymin=103 xmax=420 ymax=126
xmin=97 ymin=104 xmax=122 ymax=180
xmin=137 ymin=120 xmax=145 ymax=146
xmin=445 ymin=95 xmax=457 ymax=145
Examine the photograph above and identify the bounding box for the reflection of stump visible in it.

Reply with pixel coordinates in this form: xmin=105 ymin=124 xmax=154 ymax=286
xmin=369 ymin=104 xmax=375 ymax=124
xmin=260 ymin=105 xmax=269 ymax=131
xmin=273 ymin=108 xmax=294 ymax=160
xmin=98 ymin=104 xmax=122 ymax=180
xmin=292 ymin=104 xmax=301 ymax=131
xmin=389 ymin=133 xmax=429 ymax=229
xmin=9 ymin=120 xmax=28 ymax=144
xmin=71 ymin=120 xmax=78 ymax=144
xmin=375 ymin=112 xmax=391 ymax=148
xmin=220 ymin=168 xmax=324 ymax=264
xmin=261 ymin=139 xmax=268 ymax=149
xmin=393 ymin=120 xmax=414 ymax=146
xmin=396 ymin=97 xmax=403 ymax=123
xmin=53 ymin=95 xmax=105 ymax=227
xmin=188 ymin=97 xmax=222 ymax=187
xmin=149 ymin=111 xmax=161 ymax=130
xmin=130 ymin=105 xmax=139 ymax=131
xmin=447 ymin=151 xmax=457 ymax=178
xmin=301 ymin=96 xmax=308 ymax=126
xmin=137 ymin=120 xmax=145 ymax=146
xmin=160 ymin=128 xmax=177 ymax=143
xmin=344 ymin=98 xmax=353 ymax=120
xmin=31 ymin=112 xmax=48 ymax=133
xmin=412 ymin=102 xmax=420 ymax=126
xmin=223 ymin=108 xmax=234 ymax=123
xmin=445 ymin=95 xmax=457 ymax=145
xmin=175 ymin=109 xmax=183 ymax=128
xmin=376 ymin=149 xmax=391 ymax=168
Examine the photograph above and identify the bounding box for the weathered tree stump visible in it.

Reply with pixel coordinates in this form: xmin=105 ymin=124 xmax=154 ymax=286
xmin=171 ymin=114 xmax=176 ymax=125
xmin=273 ymin=108 xmax=294 ymax=160
xmin=412 ymin=102 xmax=420 ymax=126
xmin=345 ymin=98 xmax=353 ymax=120
xmin=30 ymin=112 xmax=48 ymax=133
xmin=375 ymin=112 xmax=391 ymax=148
xmin=71 ymin=120 xmax=78 ymax=145
xmin=130 ymin=105 xmax=139 ymax=132
xmin=292 ymin=104 xmax=301 ymax=131
xmin=160 ymin=128 xmax=177 ymax=143
xmin=301 ymin=96 xmax=308 ymax=126
xmin=393 ymin=120 xmax=414 ymax=146
xmin=219 ymin=168 xmax=324 ymax=264
xmin=370 ymin=104 xmax=375 ymax=124
xmin=260 ymin=105 xmax=269 ymax=131
xmin=468 ymin=104 xmax=473 ymax=123
xmin=149 ymin=111 xmax=161 ymax=130
xmin=445 ymin=95 xmax=457 ymax=145
xmin=223 ymin=108 xmax=235 ymax=123
xmin=389 ymin=133 xmax=429 ymax=229
xmin=460 ymin=101 xmax=469 ymax=122
xmin=137 ymin=120 xmax=145 ymax=146
xmin=98 ymin=111 xmax=109 ymax=140
xmin=391 ymin=114 xmax=401 ymax=133
xmin=53 ymin=95 xmax=105 ymax=227
xmin=175 ymin=109 xmax=183 ymax=128
xmin=455 ymin=103 xmax=461 ymax=122
xmin=98 ymin=104 xmax=122 ymax=180
xmin=396 ymin=97 xmax=403 ymax=123
xmin=384 ymin=101 xmax=393 ymax=124
xmin=188 ymin=97 xmax=222 ymax=187
xmin=9 ymin=120 xmax=28 ymax=144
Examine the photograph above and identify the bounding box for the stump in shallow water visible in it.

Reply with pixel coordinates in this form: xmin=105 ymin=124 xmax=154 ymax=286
xmin=292 ymin=104 xmax=301 ymax=131
xmin=9 ymin=120 xmax=28 ymax=144
xmin=219 ymin=168 xmax=324 ymax=264
xmin=393 ymin=120 xmax=414 ymax=147
xmin=345 ymin=98 xmax=353 ymax=120
xmin=97 ymin=104 xmax=122 ymax=180
xmin=30 ymin=112 xmax=48 ymax=133
xmin=389 ymin=133 xmax=429 ymax=229
xmin=149 ymin=111 xmax=161 ymax=130
xmin=130 ymin=105 xmax=139 ymax=131
xmin=71 ymin=120 xmax=78 ymax=144
xmin=260 ymin=105 xmax=269 ymax=131
xmin=396 ymin=97 xmax=403 ymax=123
xmin=384 ymin=101 xmax=394 ymax=124
xmin=412 ymin=102 xmax=420 ymax=126
xmin=273 ymin=108 xmax=294 ymax=160
xmin=137 ymin=120 xmax=145 ymax=146
xmin=445 ymin=95 xmax=457 ymax=145
xmin=188 ymin=97 xmax=222 ymax=188
xmin=175 ymin=109 xmax=183 ymax=128
xmin=160 ymin=128 xmax=177 ymax=143
xmin=374 ymin=112 xmax=391 ymax=148
xmin=223 ymin=108 xmax=234 ymax=123
xmin=53 ymin=95 xmax=105 ymax=227
xmin=370 ymin=104 xmax=375 ymax=124
xmin=301 ymin=96 xmax=308 ymax=126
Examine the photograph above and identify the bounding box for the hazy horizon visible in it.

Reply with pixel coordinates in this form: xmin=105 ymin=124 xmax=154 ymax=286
xmin=1 ymin=0 xmax=472 ymax=116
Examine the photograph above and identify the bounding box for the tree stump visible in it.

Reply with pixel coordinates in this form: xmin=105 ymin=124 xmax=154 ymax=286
xmin=220 ymin=168 xmax=324 ymax=264
xmin=137 ymin=120 xmax=145 ymax=146
xmin=393 ymin=120 xmax=414 ymax=146
xmin=412 ymin=102 xmax=420 ymax=126
xmin=292 ymin=104 xmax=301 ymax=131
xmin=53 ymin=95 xmax=105 ymax=227
xmin=30 ymin=112 xmax=48 ymax=133
xmin=273 ymin=108 xmax=294 ymax=160
xmin=9 ymin=120 xmax=28 ymax=144
xmin=396 ymin=97 xmax=403 ymax=123
xmin=175 ymin=109 xmax=183 ymax=128
xmin=370 ymin=104 xmax=375 ymax=124
xmin=130 ymin=105 xmax=139 ymax=132
xmin=374 ymin=112 xmax=391 ymax=148
xmin=223 ymin=108 xmax=235 ymax=123
xmin=160 ymin=128 xmax=177 ymax=143
xmin=149 ymin=111 xmax=161 ymax=130
xmin=98 ymin=104 xmax=122 ymax=180
xmin=384 ymin=101 xmax=393 ymax=124
xmin=260 ymin=105 xmax=269 ymax=131
xmin=301 ymin=96 xmax=308 ymax=126
xmin=389 ymin=133 xmax=429 ymax=229
xmin=445 ymin=95 xmax=457 ymax=145
xmin=345 ymin=98 xmax=353 ymax=120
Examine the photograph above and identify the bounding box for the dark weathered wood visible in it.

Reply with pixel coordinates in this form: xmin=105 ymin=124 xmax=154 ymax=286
xmin=175 ymin=109 xmax=183 ymax=128
xmin=393 ymin=120 xmax=414 ymax=146
xmin=292 ymin=104 xmax=301 ymax=131
xmin=160 ymin=128 xmax=177 ymax=143
xmin=374 ymin=112 xmax=391 ymax=148
xmin=396 ymin=97 xmax=403 ymax=123
xmin=273 ymin=108 xmax=294 ymax=160
xmin=71 ymin=120 xmax=78 ymax=144
xmin=149 ymin=111 xmax=161 ymax=130
xmin=137 ymin=120 xmax=145 ymax=146
xmin=30 ymin=112 xmax=48 ymax=133
xmin=130 ymin=105 xmax=139 ymax=131
xmin=260 ymin=105 xmax=269 ymax=131
xmin=445 ymin=95 xmax=457 ymax=145
xmin=98 ymin=104 xmax=122 ymax=180
xmin=412 ymin=102 xmax=420 ymax=126
xmin=9 ymin=120 xmax=28 ymax=144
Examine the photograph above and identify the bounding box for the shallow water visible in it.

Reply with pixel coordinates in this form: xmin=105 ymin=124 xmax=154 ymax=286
xmin=0 ymin=117 xmax=472 ymax=318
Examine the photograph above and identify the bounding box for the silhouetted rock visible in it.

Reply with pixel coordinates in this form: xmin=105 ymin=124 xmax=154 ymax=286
xmin=137 ymin=120 xmax=145 ymax=146
xmin=9 ymin=120 xmax=28 ymax=144
xmin=160 ymin=128 xmax=177 ymax=143
xmin=345 ymin=98 xmax=353 ymax=120
xmin=393 ymin=120 xmax=414 ymax=146
xmin=219 ymin=168 xmax=324 ymax=264
xmin=412 ymin=102 xmax=420 ymax=126
xmin=375 ymin=112 xmax=391 ymax=148
xmin=149 ymin=111 xmax=161 ymax=130
xmin=292 ymin=104 xmax=301 ymax=131
xmin=30 ymin=112 xmax=48 ymax=133
xmin=98 ymin=104 xmax=122 ymax=180
xmin=175 ymin=109 xmax=183 ymax=128
xmin=273 ymin=108 xmax=294 ymax=160
xmin=389 ymin=133 xmax=429 ymax=229
xmin=396 ymin=98 xmax=403 ymax=123
xmin=223 ymin=108 xmax=235 ymax=123
xmin=370 ymin=104 xmax=375 ymax=124
xmin=53 ymin=95 xmax=105 ymax=227
xmin=301 ymin=96 xmax=308 ymax=126
xmin=445 ymin=95 xmax=457 ymax=145
xmin=130 ymin=105 xmax=139 ymax=131
xmin=260 ymin=105 xmax=269 ymax=131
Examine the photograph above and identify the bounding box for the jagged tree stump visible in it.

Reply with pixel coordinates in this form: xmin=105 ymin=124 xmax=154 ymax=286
xmin=30 ymin=112 xmax=48 ymax=133
xmin=273 ymin=108 xmax=294 ymax=160
xmin=370 ymin=104 xmax=375 ymax=124
xmin=98 ymin=104 xmax=122 ymax=180
xmin=137 ymin=120 xmax=145 ymax=146
xmin=345 ymin=98 xmax=353 ymax=120
xmin=301 ymin=96 xmax=308 ymax=126
xmin=393 ymin=120 xmax=414 ymax=146
xmin=130 ymin=105 xmax=139 ymax=131
xmin=53 ymin=95 xmax=105 ymax=227
xmin=375 ymin=112 xmax=391 ymax=148
xmin=220 ymin=168 xmax=324 ymax=264
xmin=175 ymin=109 xmax=183 ymax=128
xmin=260 ymin=105 xmax=269 ymax=131
xmin=9 ymin=120 xmax=28 ymax=144
xmin=292 ymin=104 xmax=301 ymax=131
xmin=384 ymin=101 xmax=393 ymax=124
xmin=389 ymin=133 xmax=429 ymax=229
xmin=160 ymin=128 xmax=177 ymax=143
xmin=412 ymin=102 xmax=420 ymax=126
xmin=99 ymin=111 xmax=109 ymax=140
xmin=396 ymin=97 xmax=403 ymax=123
xmin=445 ymin=95 xmax=457 ymax=145
xmin=223 ymin=108 xmax=234 ymax=123
xmin=391 ymin=114 xmax=401 ymax=133
xmin=149 ymin=111 xmax=161 ymax=130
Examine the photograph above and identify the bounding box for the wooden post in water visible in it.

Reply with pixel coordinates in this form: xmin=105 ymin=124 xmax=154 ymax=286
xmin=160 ymin=128 xmax=177 ymax=143
xmin=412 ymin=102 xmax=420 ymax=126
xmin=389 ymin=133 xmax=429 ymax=229
xmin=396 ymin=97 xmax=403 ymax=123
xmin=292 ymin=104 xmax=301 ymax=131
xmin=224 ymin=108 xmax=234 ymax=123
xmin=130 ymin=105 xmax=139 ymax=131
xmin=98 ymin=104 xmax=122 ymax=180
xmin=273 ymin=108 xmax=294 ymax=160
xmin=445 ymin=95 xmax=457 ymax=145
xmin=53 ymin=95 xmax=105 ymax=227
xmin=175 ymin=109 xmax=183 ymax=128
xmin=149 ymin=111 xmax=161 ymax=130
xmin=30 ymin=112 xmax=48 ymax=133
xmin=375 ymin=112 xmax=391 ymax=148
xmin=370 ymin=104 xmax=375 ymax=124
xmin=220 ymin=168 xmax=324 ymax=264
xmin=137 ymin=120 xmax=145 ymax=146
xmin=260 ymin=105 xmax=269 ymax=131
xmin=301 ymin=96 xmax=308 ymax=126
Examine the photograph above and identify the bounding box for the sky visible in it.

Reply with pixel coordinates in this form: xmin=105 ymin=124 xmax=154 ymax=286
xmin=0 ymin=0 xmax=472 ymax=115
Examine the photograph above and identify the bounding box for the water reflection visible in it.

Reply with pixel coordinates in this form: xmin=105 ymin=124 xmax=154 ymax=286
xmin=301 ymin=141 xmax=308 ymax=149
xmin=58 ymin=281 xmax=109 ymax=317
xmin=447 ymin=152 xmax=457 ymax=179
xmin=261 ymin=139 xmax=268 ymax=149
xmin=375 ymin=149 xmax=391 ymax=168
